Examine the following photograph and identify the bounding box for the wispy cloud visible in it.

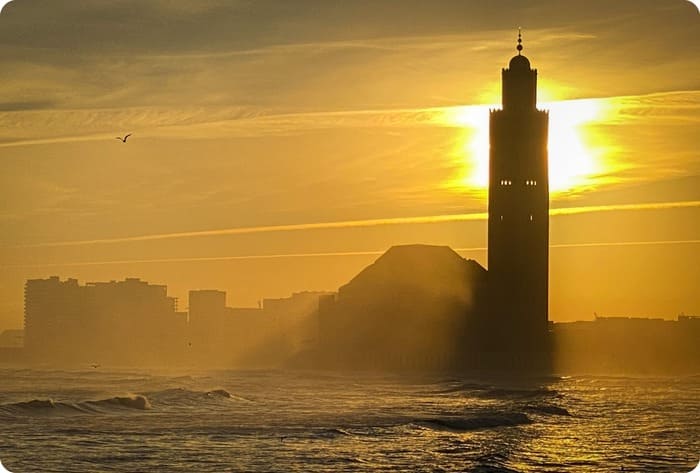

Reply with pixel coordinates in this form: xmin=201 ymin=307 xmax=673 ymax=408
xmin=603 ymin=91 xmax=700 ymax=124
xmin=1 ymin=90 xmax=698 ymax=148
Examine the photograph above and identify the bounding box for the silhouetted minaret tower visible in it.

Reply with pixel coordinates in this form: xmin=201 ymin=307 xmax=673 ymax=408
xmin=488 ymin=30 xmax=549 ymax=349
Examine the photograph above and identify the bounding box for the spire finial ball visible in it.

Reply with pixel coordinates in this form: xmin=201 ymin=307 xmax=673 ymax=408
xmin=517 ymin=28 xmax=523 ymax=55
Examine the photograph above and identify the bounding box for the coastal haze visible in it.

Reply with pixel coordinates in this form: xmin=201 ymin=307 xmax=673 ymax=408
xmin=1 ymin=1 xmax=699 ymax=472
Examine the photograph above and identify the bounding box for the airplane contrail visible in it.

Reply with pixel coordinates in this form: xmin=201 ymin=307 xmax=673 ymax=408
xmin=548 ymin=200 xmax=700 ymax=216
xmin=2 ymin=250 xmax=390 ymax=268
xmin=15 ymin=213 xmax=491 ymax=248
xmin=4 ymin=239 xmax=699 ymax=268
xmin=12 ymin=200 xmax=699 ymax=249
xmin=547 ymin=239 xmax=700 ymax=249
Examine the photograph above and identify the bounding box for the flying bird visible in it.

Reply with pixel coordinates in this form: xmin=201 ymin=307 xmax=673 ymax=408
xmin=91 ymin=363 xmax=101 ymax=369
xmin=115 ymin=133 xmax=132 ymax=143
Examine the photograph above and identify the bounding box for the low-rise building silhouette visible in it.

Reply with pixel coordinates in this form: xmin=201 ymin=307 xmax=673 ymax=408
xmin=24 ymin=276 xmax=180 ymax=365
xmin=552 ymin=315 xmax=700 ymax=374
xmin=24 ymin=276 xmax=83 ymax=360
xmin=188 ymin=290 xmax=332 ymax=367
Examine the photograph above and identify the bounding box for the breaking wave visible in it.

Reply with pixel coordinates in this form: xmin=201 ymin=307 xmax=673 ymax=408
xmin=145 ymin=387 xmax=251 ymax=406
xmin=0 ymin=394 xmax=151 ymax=417
xmin=86 ymin=395 xmax=151 ymax=410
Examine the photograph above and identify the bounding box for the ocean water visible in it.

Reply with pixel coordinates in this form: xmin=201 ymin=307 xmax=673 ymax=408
xmin=0 ymin=369 xmax=698 ymax=472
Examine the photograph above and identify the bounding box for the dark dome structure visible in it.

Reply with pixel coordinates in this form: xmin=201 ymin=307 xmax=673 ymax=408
xmin=509 ymin=54 xmax=531 ymax=70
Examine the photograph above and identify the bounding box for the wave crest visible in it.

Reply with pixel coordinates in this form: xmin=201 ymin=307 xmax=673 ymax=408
xmin=87 ymin=395 xmax=151 ymax=410
xmin=146 ymin=387 xmax=250 ymax=405
xmin=1 ymin=394 xmax=151 ymax=417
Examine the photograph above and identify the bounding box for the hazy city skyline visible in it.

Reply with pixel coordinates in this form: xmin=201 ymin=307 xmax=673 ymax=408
xmin=0 ymin=0 xmax=699 ymax=332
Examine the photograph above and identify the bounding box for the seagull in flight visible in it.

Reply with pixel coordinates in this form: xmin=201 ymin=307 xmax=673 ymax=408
xmin=115 ymin=133 xmax=132 ymax=143
xmin=91 ymin=363 xmax=101 ymax=369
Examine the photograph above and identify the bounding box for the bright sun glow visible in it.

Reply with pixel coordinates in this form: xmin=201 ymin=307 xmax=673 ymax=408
xmin=445 ymin=94 xmax=615 ymax=196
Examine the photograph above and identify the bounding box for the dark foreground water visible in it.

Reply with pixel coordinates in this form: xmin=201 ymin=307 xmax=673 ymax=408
xmin=0 ymin=369 xmax=698 ymax=472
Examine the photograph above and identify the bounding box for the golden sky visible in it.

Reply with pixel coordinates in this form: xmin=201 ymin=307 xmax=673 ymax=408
xmin=0 ymin=0 xmax=698 ymax=329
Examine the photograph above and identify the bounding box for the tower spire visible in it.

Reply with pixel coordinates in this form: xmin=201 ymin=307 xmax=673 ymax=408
xmin=488 ymin=35 xmax=549 ymax=365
